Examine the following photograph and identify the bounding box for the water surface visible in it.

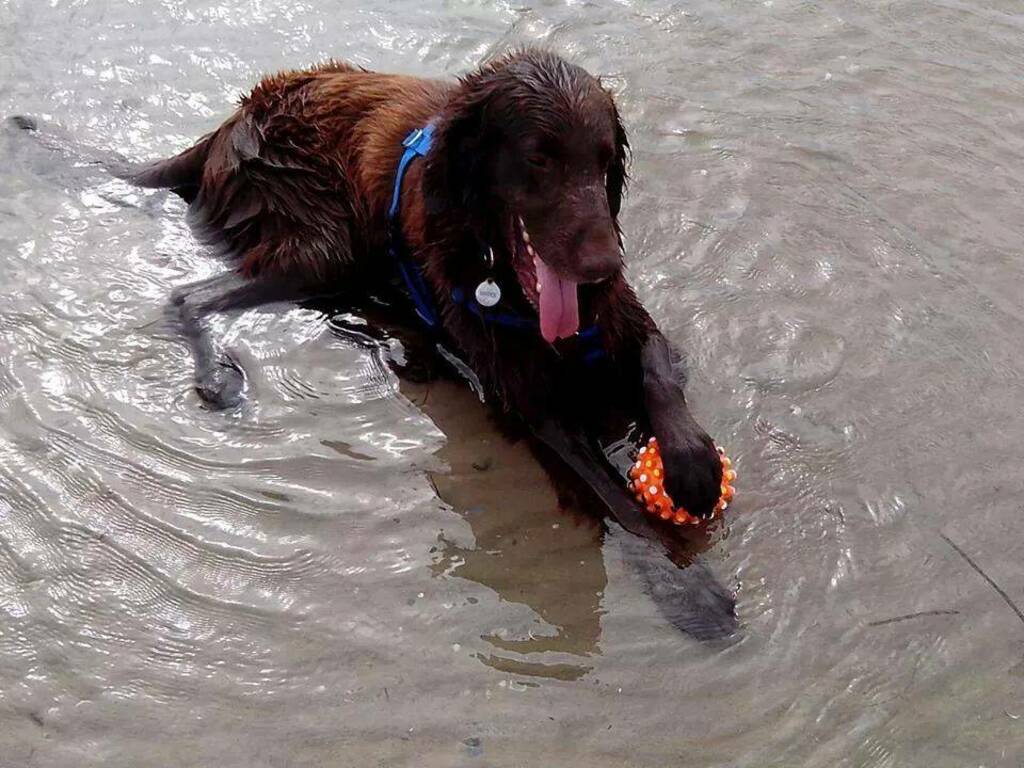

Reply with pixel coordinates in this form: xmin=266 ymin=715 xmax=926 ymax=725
xmin=2 ymin=0 xmax=1024 ymax=765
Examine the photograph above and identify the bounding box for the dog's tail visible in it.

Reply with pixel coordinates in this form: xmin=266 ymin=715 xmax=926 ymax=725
xmin=7 ymin=114 xmax=210 ymax=201
xmin=123 ymin=135 xmax=212 ymax=201
xmin=8 ymin=115 xmax=40 ymax=132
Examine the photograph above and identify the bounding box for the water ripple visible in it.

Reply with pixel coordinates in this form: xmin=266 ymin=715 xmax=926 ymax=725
xmin=2 ymin=0 xmax=1024 ymax=764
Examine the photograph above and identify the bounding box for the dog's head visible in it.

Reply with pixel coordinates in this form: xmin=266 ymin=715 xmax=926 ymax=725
xmin=424 ymin=49 xmax=629 ymax=343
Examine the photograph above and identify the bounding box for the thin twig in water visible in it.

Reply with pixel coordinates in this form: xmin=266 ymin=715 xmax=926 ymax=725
xmin=941 ymin=533 xmax=1024 ymax=626
xmin=868 ymin=610 xmax=960 ymax=628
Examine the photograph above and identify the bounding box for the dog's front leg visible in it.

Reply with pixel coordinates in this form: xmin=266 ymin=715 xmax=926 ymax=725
xmin=639 ymin=332 xmax=723 ymax=518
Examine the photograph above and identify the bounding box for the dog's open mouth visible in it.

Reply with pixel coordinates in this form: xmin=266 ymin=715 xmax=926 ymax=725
xmin=512 ymin=215 xmax=580 ymax=343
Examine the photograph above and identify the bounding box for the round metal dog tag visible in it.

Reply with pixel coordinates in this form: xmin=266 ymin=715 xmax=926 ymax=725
xmin=475 ymin=279 xmax=501 ymax=307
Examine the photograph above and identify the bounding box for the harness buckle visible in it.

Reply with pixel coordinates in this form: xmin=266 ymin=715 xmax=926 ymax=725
xmin=402 ymin=128 xmax=423 ymax=149
xmin=401 ymin=124 xmax=435 ymax=157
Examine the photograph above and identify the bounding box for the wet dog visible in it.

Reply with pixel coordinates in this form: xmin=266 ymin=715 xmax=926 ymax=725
xmin=9 ymin=48 xmax=737 ymax=637
xmin=111 ymin=49 xmax=725 ymax=520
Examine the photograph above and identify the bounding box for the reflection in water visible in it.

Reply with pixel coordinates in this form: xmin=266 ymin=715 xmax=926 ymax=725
xmin=332 ymin=314 xmax=605 ymax=679
xmin=414 ymin=375 xmax=604 ymax=678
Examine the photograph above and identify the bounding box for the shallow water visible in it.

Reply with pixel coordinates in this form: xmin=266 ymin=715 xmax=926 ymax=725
xmin=2 ymin=0 xmax=1024 ymax=765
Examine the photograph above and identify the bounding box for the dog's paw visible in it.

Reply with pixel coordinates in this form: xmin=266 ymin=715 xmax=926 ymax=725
xmin=195 ymin=354 xmax=246 ymax=410
xmin=659 ymin=426 xmax=723 ymax=519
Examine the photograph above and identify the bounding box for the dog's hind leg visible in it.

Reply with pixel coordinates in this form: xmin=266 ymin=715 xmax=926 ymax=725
xmin=169 ymin=271 xmax=309 ymax=409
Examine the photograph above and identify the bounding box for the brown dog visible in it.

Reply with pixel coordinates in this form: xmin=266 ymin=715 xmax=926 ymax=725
xmin=118 ymin=49 xmax=725 ymax=519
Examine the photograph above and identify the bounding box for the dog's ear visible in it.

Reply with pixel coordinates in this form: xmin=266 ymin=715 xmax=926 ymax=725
xmin=606 ymin=100 xmax=630 ymax=220
xmin=422 ymin=78 xmax=501 ymax=218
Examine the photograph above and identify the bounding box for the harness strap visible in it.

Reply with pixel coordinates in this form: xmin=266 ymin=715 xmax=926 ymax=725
xmin=450 ymin=287 xmax=605 ymax=364
xmin=387 ymin=125 xmax=439 ymax=327
xmin=450 ymin=286 xmax=539 ymax=331
xmin=386 ymin=124 xmax=606 ymax=364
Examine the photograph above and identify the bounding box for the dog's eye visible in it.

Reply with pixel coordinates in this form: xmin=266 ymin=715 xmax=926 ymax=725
xmin=526 ymin=153 xmax=551 ymax=172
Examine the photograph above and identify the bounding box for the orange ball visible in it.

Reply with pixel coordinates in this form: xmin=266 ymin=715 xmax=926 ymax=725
xmin=627 ymin=437 xmax=736 ymax=526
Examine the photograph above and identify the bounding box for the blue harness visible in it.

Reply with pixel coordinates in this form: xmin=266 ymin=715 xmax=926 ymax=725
xmin=386 ymin=124 xmax=604 ymax=363
xmin=386 ymin=125 xmax=441 ymax=328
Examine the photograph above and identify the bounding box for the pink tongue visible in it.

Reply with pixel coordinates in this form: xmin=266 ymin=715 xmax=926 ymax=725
xmin=537 ymin=259 xmax=579 ymax=343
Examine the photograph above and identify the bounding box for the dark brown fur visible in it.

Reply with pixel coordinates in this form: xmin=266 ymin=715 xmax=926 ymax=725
xmin=125 ymin=49 xmax=724 ymax=519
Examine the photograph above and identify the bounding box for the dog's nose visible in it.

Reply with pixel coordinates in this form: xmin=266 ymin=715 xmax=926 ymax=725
xmin=573 ymin=224 xmax=621 ymax=283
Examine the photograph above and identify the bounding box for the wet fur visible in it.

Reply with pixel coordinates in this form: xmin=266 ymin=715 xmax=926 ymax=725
xmin=102 ymin=50 xmax=721 ymax=515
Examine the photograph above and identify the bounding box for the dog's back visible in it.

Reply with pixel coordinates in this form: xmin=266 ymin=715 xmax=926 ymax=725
xmin=130 ymin=61 xmax=451 ymax=282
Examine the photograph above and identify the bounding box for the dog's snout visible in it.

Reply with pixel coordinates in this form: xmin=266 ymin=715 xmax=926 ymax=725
xmin=572 ymin=223 xmax=621 ymax=283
